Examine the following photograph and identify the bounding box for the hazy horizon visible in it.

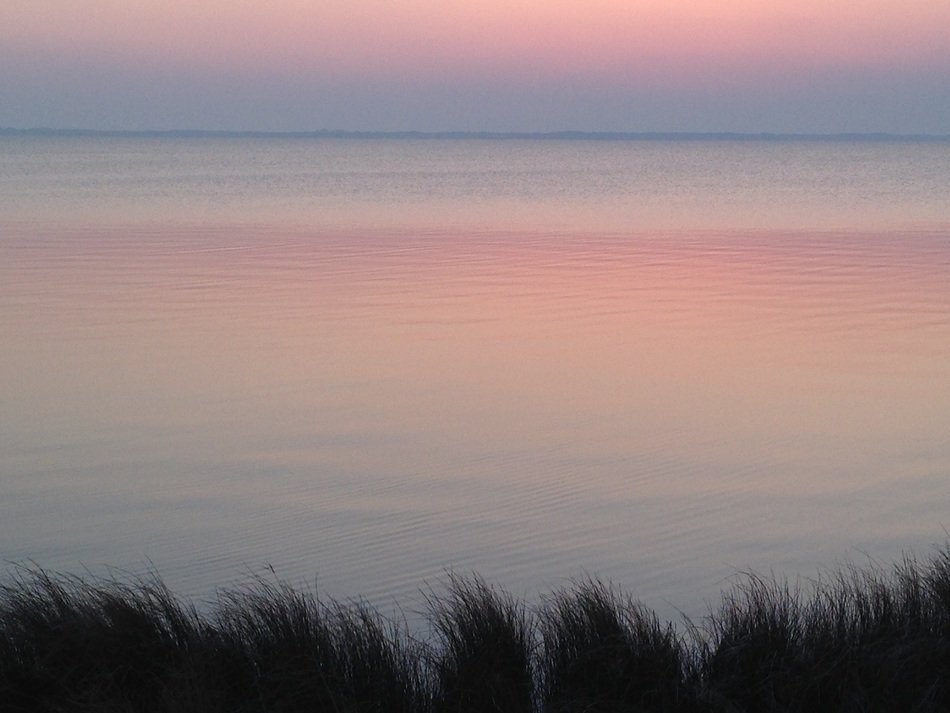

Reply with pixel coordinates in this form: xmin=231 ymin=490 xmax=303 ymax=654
xmin=2 ymin=1 xmax=949 ymax=135
xmin=4 ymin=127 xmax=950 ymax=140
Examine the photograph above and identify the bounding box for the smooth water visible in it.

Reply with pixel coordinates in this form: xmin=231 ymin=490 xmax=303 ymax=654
xmin=2 ymin=137 xmax=949 ymax=620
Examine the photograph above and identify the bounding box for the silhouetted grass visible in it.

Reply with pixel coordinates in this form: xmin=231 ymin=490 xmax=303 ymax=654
xmin=213 ymin=578 xmax=421 ymax=713
xmin=539 ymin=579 xmax=691 ymax=712
xmin=4 ymin=544 xmax=950 ymax=712
xmin=0 ymin=568 xmax=215 ymax=712
xmin=428 ymin=574 xmax=534 ymax=713
xmin=698 ymin=554 xmax=950 ymax=711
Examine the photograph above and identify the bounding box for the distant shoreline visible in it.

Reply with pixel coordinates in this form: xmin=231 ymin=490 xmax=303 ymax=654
xmin=3 ymin=127 xmax=950 ymax=142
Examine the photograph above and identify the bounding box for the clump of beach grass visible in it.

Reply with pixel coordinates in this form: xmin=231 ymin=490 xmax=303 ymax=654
xmin=539 ymin=579 xmax=690 ymax=712
xmin=0 ymin=568 xmax=214 ymax=712
xmin=697 ymin=554 xmax=950 ymax=711
xmin=4 ymin=543 xmax=950 ymax=712
xmin=428 ymin=574 xmax=534 ymax=713
xmin=214 ymin=577 xmax=422 ymax=713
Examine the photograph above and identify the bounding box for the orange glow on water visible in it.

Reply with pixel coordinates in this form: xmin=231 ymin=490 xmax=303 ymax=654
xmin=4 ymin=206 xmax=950 ymax=610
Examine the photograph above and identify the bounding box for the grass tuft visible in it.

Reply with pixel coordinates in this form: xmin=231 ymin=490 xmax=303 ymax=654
xmin=428 ymin=574 xmax=534 ymax=713
xmin=0 ymin=567 xmax=213 ymax=712
xmin=214 ymin=577 xmax=422 ymax=713
xmin=540 ymin=579 xmax=690 ymax=712
xmin=698 ymin=555 xmax=950 ymax=711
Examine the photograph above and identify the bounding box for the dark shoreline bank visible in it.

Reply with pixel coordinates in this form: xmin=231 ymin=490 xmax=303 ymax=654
xmin=4 ymin=127 xmax=950 ymax=142
xmin=4 ymin=545 xmax=950 ymax=712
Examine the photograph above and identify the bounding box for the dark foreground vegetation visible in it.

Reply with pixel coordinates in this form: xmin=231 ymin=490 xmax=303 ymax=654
xmin=4 ymin=546 xmax=950 ymax=712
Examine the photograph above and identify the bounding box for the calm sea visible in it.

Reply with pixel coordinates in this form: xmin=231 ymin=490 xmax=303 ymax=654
xmin=2 ymin=136 xmax=949 ymax=621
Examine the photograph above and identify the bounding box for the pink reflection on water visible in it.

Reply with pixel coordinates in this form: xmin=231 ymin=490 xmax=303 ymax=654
xmin=2 ymin=224 xmax=949 ymax=614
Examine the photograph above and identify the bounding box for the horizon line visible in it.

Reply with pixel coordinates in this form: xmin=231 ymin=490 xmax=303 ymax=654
xmin=3 ymin=127 xmax=950 ymax=141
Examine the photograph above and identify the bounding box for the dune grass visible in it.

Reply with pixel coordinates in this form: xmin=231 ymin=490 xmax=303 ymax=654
xmin=428 ymin=574 xmax=533 ymax=713
xmin=700 ymin=554 xmax=950 ymax=711
xmin=539 ymin=580 xmax=691 ymax=713
xmin=3 ymin=545 xmax=950 ymax=712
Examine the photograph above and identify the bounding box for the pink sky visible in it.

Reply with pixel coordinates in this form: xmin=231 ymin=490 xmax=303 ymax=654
xmin=2 ymin=0 xmax=949 ymax=131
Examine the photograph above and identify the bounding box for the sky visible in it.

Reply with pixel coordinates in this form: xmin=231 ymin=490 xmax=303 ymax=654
xmin=2 ymin=0 xmax=950 ymax=133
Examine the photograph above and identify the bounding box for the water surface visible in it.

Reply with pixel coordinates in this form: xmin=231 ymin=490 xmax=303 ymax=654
xmin=2 ymin=137 xmax=949 ymax=619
